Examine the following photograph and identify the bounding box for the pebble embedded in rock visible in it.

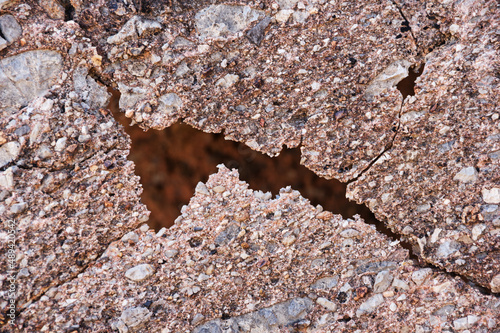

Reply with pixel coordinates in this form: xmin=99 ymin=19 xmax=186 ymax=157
xmin=310 ymin=276 xmax=339 ymax=290
xmin=482 ymin=187 xmax=500 ymax=204
xmin=436 ymin=240 xmax=460 ymax=259
xmin=282 ymin=235 xmax=296 ymax=246
xmin=453 ymin=166 xmax=478 ymax=183
xmin=411 ymin=268 xmax=432 ymax=286
xmin=490 ymin=274 xmax=500 ymax=293
xmin=192 ymin=313 xmax=205 ymax=326
xmin=124 ymin=264 xmax=154 ymax=282
xmin=0 ymin=14 xmax=22 ymax=43
xmin=0 ymin=50 xmax=63 ymax=110
xmin=120 ymin=306 xmax=151 ymax=329
xmin=373 ymin=270 xmax=393 ymax=293
xmin=0 ymin=141 xmax=20 ymax=168
xmin=356 ymin=294 xmax=384 ymax=316
xmin=316 ymin=297 xmax=337 ymax=312
xmin=195 ymin=5 xmax=264 ymax=41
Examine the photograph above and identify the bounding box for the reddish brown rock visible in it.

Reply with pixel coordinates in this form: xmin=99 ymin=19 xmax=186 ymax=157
xmin=15 ymin=167 xmax=500 ymax=332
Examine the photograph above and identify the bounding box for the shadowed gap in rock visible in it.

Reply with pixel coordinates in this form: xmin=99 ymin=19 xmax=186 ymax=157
xmin=397 ymin=63 xmax=425 ymax=100
xmin=107 ymin=87 xmax=416 ymax=259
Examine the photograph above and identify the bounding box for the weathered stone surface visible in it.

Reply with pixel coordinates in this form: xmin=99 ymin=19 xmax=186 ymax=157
xmin=76 ymin=0 xmax=416 ymax=182
xmin=0 ymin=0 xmax=498 ymax=331
xmin=37 ymin=0 xmax=494 ymax=290
xmin=347 ymin=0 xmax=500 ymax=290
xmin=14 ymin=167 xmax=499 ymax=332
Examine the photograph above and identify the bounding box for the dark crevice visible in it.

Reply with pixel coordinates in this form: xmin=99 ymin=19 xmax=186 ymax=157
xmin=107 ymin=87 xmax=419 ymax=262
xmin=391 ymin=1 xmax=417 ymax=45
xmin=396 ymin=63 xmax=425 ymax=100
xmin=107 ymin=87 xmax=379 ymax=232
xmin=59 ymin=0 xmax=75 ymax=22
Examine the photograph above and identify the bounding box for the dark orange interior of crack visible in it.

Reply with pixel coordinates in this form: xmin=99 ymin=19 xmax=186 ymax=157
xmin=397 ymin=63 xmax=425 ymax=100
xmin=107 ymin=88 xmax=408 ymax=255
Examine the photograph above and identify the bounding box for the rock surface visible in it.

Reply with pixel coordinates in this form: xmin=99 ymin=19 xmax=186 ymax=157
xmin=0 ymin=0 xmax=498 ymax=331
xmin=15 ymin=166 xmax=500 ymax=332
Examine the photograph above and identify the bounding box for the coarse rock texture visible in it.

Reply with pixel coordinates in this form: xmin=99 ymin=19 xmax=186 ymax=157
xmin=0 ymin=2 xmax=148 ymax=314
xmin=347 ymin=0 xmax=500 ymax=291
xmin=0 ymin=0 xmax=498 ymax=331
xmin=15 ymin=166 xmax=500 ymax=332
xmin=77 ymin=0 xmax=417 ymax=181
xmin=37 ymin=0 xmax=496 ymax=290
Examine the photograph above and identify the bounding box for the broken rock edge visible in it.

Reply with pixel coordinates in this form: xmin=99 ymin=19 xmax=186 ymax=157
xmin=68 ymin=4 xmax=499 ymax=297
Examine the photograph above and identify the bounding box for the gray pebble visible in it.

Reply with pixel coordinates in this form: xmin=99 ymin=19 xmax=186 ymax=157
xmin=373 ymin=270 xmax=393 ymax=293
xmin=124 ymin=264 xmax=154 ymax=282
xmin=191 ymin=313 xmax=205 ymax=326
xmin=0 ymin=15 xmax=22 ymax=43
xmin=356 ymin=294 xmax=384 ymax=316
xmin=120 ymin=306 xmax=151 ymax=329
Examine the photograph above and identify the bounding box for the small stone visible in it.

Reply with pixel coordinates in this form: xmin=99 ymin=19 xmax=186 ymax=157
xmin=213 ymin=185 xmax=225 ymax=193
xmin=165 ymin=249 xmax=178 ymax=258
xmin=195 ymin=5 xmax=264 ymax=41
xmin=449 ymin=24 xmax=460 ymax=35
xmin=310 ymin=276 xmax=339 ymax=290
xmin=282 ymin=235 xmax=296 ymax=246
xmin=392 ymin=278 xmax=409 ymax=291
xmin=373 ymin=270 xmax=393 ymax=293
xmin=0 ymin=15 xmax=22 ymax=43
xmin=411 ymin=268 xmax=432 ymax=286
xmin=482 ymin=187 xmax=500 ymax=204
xmin=156 ymin=227 xmax=167 ymax=237
xmin=0 ymin=167 xmax=14 ymax=190
xmin=471 ymin=224 xmax=486 ymax=241
xmin=195 ymin=182 xmax=210 ymax=195
xmin=275 ymin=10 xmax=294 ymax=23
xmin=54 ymin=137 xmax=67 ymax=152
xmin=436 ymin=240 xmax=460 ymax=258
xmin=120 ymin=307 xmax=151 ymax=329
xmin=389 ymin=302 xmax=397 ymax=311
xmin=453 ymin=317 xmax=469 ymax=330
xmin=287 ymin=298 xmax=312 ymax=318
xmin=192 ymin=313 xmax=205 ymax=326
xmin=125 ymin=264 xmax=154 ymax=282
xmin=246 ymin=16 xmax=271 ymax=45
xmin=356 ymin=294 xmax=384 ymax=316
xmin=490 ymin=274 xmax=500 ymax=293
xmin=121 ymin=231 xmax=139 ymax=243
xmin=10 ymin=202 xmax=27 ymax=214
xmin=0 ymin=141 xmax=20 ymax=168
xmin=453 ymin=167 xmax=478 ymax=183
xmin=158 ymin=93 xmax=183 ymax=116
xmin=316 ymin=297 xmax=337 ymax=312
xmin=340 ymin=228 xmax=360 ymax=238
xmin=216 ymin=74 xmax=239 ymax=88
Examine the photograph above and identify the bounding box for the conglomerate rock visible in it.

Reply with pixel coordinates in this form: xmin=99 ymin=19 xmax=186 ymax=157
xmin=0 ymin=0 xmax=499 ymax=331
xmin=347 ymin=0 xmax=500 ymax=291
xmin=15 ymin=166 xmax=500 ymax=332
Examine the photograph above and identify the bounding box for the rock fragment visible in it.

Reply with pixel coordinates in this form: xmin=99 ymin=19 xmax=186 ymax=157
xmin=0 ymin=51 xmax=62 ymax=111
xmin=16 ymin=167 xmax=500 ymax=332
xmin=195 ymin=5 xmax=265 ymax=41
xmin=125 ymin=264 xmax=154 ymax=282
xmin=0 ymin=14 xmax=22 ymax=44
